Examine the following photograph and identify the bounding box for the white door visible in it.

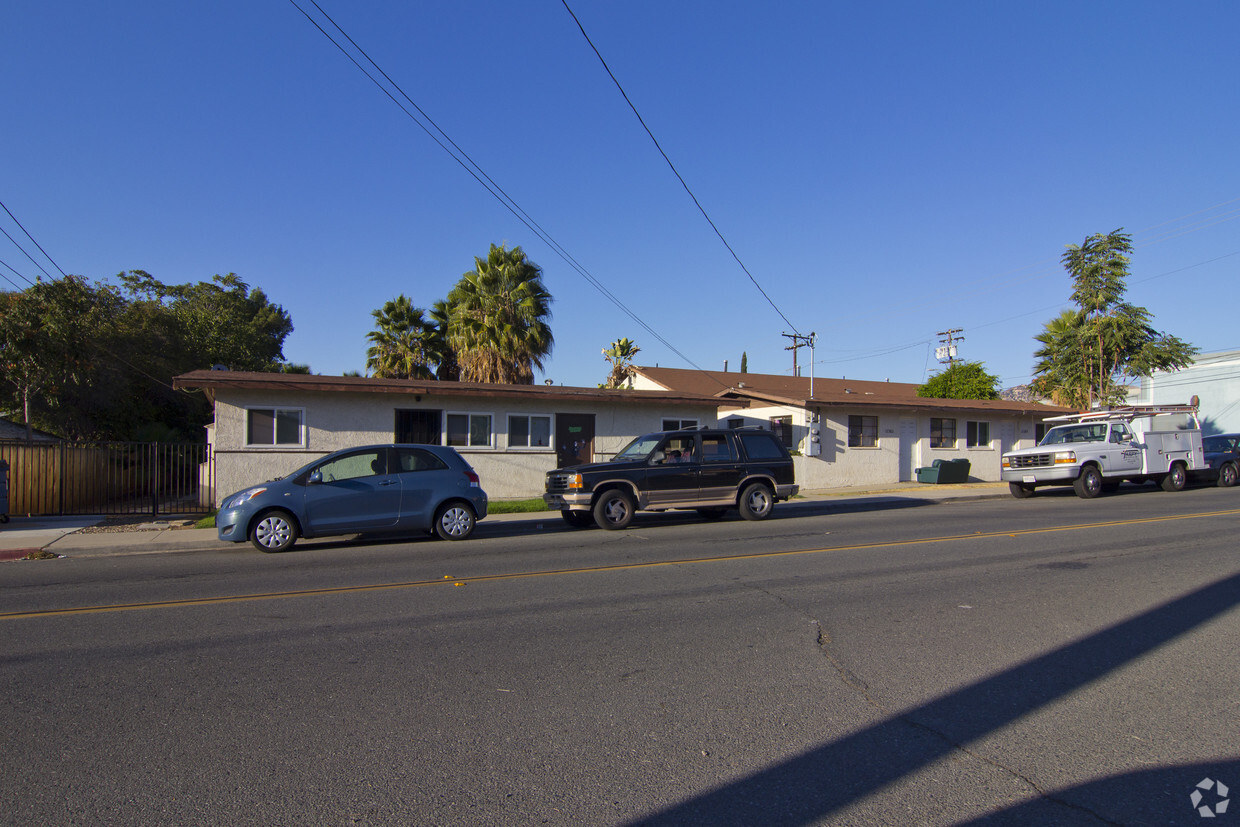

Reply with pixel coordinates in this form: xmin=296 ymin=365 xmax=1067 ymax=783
xmin=899 ymin=417 xmax=918 ymax=481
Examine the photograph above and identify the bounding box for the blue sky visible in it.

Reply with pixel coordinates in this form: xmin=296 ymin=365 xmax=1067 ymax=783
xmin=4 ymin=1 xmax=1238 ymax=390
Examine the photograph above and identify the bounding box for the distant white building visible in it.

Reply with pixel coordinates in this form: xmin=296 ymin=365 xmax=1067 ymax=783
xmin=1134 ymin=349 xmax=1240 ymax=434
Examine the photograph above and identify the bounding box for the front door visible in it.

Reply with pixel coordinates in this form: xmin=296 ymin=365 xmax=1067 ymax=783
xmin=556 ymin=414 xmax=595 ymax=467
xmin=645 ymin=433 xmax=700 ymax=508
xmin=395 ymin=410 xmax=442 ymax=444
xmin=303 ymin=447 xmax=401 ymax=533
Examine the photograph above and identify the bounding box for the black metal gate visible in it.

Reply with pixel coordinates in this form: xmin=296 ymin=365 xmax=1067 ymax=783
xmin=0 ymin=441 xmax=214 ymax=517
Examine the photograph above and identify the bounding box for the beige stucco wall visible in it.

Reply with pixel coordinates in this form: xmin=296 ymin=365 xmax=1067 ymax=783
xmin=210 ymin=388 xmax=718 ymax=502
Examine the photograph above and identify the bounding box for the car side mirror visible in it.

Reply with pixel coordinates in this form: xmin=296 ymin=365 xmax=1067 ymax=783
xmin=309 ymin=470 xmax=323 ymax=485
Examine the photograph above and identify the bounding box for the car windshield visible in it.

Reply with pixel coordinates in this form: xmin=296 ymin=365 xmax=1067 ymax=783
xmin=613 ymin=435 xmax=663 ymax=461
xmin=1039 ymin=424 xmax=1108 ymax=445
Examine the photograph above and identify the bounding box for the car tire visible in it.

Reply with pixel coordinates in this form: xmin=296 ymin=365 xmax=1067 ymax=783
xmin=434 ymin=502 xmax=476 ymax=540
xmin=1160 ymin=462 xmax=1187 ymax=492
xmin=593 ymin=489 xmax=635 ymax=530
xmin=696 ymin=507 xmax=728 ymax=520
xmin=561 ymin=510 xmax=593 ymax=528
xmin=1217 ymin=462 xmax=1238 ymax=488
xmin=1073 ymin=466 xmax=1103 ymax=499
xmin=250 ymin=509 xmax=297 ymax=552
xmin=738 ymin=482 xmax=774 ymax=520
xmin=1008 ymin=482 xmax=1035 ymax=499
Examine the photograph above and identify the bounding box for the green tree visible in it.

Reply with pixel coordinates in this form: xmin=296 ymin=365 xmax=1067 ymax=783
xmin=601 ymin=337 xmax=641 ymax=388
xmin=429 ymin=299 xmax=459 ymax=381
xmin=917 ymin=361 xmax=1001 ymax=400
xmin=740 ymin=352 xmax=748 ymax=373
xmin=447 ymin=244 xmax=553 ymax=384
xmin=1031 ymin=230 xmax=1197 ymax=407
xmin=366 ymin=295 xmax=439 ymax=379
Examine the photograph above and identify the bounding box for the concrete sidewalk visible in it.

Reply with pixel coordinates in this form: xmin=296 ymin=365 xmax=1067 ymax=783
xmin=0 ymin=482 xmax=1009 ymax=560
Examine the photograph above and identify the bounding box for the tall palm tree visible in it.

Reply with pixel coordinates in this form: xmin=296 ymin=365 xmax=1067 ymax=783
xmin=365 ymin=294 xmax=439 ymax=380
xmin=428 ymin=299 xmax=459 ymax=381
xmin=447 ymin=244 xmax=553 ymax=384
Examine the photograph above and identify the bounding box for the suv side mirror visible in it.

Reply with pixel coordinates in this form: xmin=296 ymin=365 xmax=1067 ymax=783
xmin=650 ymin=450 xmax=666 ymax=465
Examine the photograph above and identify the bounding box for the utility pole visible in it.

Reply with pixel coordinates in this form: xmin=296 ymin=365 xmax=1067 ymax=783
xmin=782 ymin=332 xmax=817 ymax=398
xmin=935 ymin=328 xmax=964 ymax=366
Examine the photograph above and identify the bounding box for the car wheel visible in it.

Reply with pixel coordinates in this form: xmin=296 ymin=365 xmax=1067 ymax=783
xmin=1072 ymin=466 xmax=1103 ymax=499
xmin=250 ymin=510 xmax=297 ymax=552
xmin=1217 ymin=462 xmax=1238 ymax=488
xmin=434 ymin=502 xmax=476 ymax=540
xmin=561 ymin=510 xmax=593 ymax=528
xmin=1160 ymin=462 xmax=1187 ymax=492
xmin=1008 ymin=482 xmax=1035 ymax=499
xmin=738 ymin=482 xmax=774 ymax=520
xmin=593 ymin=489 xmax=635 ymax=530
xmin=696 ymin=507 xmax=728 ymax=520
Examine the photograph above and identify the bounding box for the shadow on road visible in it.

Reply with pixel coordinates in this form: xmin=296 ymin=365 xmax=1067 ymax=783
xmin=626 ymin=570 xmax=1240 ymax=826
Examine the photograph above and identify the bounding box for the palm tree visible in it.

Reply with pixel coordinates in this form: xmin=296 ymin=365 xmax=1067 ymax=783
xmin=365 ymin=295 xmax=439 ymax=380
xmin=1031 ymin=309 xmax=1089 ymax=408
xmin=601 ymin=337 xmax=641 ymax=388
xmin=447 ymin=244 xmax=553 ymax=384
xmin=428 ymin=299 xmax=459 ymax=381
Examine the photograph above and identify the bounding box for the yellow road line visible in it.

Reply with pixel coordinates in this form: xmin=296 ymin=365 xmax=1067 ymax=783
xmin=3 ymin=508 xmax=1237 ymax=621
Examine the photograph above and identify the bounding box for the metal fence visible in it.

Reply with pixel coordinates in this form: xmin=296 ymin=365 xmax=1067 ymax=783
xmin=0 ymin=441 xmax=214 ymax=517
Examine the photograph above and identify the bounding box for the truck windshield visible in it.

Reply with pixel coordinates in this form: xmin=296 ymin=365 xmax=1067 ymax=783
xmin=1039 ymin=424 xmax=1108 ymax=445
xmin=613 ymin=435 xmax=662 ymax=461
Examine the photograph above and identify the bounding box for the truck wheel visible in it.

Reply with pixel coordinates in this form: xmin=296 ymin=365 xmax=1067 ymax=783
xmin=1160 ymin=462 xmax=1187 ymax=492
xmin=738 ymin=483 xmax=774 ymax=520
xmin=1073 ymin=466 xmax=1103 ymax=499
xmin=593 ymin=489 xmax=635 ymax=530
xmin=561 ymin=511 xmax=593 ymax=528
xmin=1008 ymin=482 xmax=1035 ymax=499
xmin=1217 ymin=462 xmax=1238 ymax=488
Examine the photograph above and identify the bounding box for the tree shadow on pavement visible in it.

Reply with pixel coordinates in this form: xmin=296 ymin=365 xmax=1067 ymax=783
xmin=626 ymin=570 xmax=1240 ymax=826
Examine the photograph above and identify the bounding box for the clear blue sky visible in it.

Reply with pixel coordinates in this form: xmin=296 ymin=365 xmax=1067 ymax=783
xmin=4 ymin=1 xmax=1238 ymax=390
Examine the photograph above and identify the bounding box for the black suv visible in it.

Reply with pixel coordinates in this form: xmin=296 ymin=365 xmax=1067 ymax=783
xmin=544 ymin=427 xmax=798 ymax=529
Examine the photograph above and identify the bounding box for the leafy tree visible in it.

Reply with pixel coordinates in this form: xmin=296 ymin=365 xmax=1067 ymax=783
xmin=447 ymin=244 xmax=553 ymax=384
xmin=1031 ymin=230 xmax=1197 ymax=407
xmin=601 ymin=337 xmax=641 ymax=388
xmin=917 ymin=361 xmax=1001 ymax=400
xmin=366 ymin=295 xmax=439 ymax=379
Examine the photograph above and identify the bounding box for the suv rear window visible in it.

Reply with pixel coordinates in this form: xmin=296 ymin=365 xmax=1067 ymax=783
xmin=739 ymin=432 xmax=787 ymax=460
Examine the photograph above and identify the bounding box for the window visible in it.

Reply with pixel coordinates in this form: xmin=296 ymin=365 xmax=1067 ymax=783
xmin=316 ymin=449 xmax=384 ymax=482
xmin=447 ymin=413 xmax=492 ymax=448
xmin=930 ymin=417 xmax=957 ymax=449
xmin=848 ymin=415 xmax=878 ymax=448
xmin=726 ymin=418 xmax=745 ymax=429
xmin=770 ymin=416 xmax=794 ymax=448
xmin=246 ymin=408 xmax=304 ymax=446
xmin=700 ymin=433 xmax=738 ymax=462
xmin=508 ymin=414 xmax=551 ymax=448
xmin=394 ymin=446 xmax=448 ymax=472
xmin=662 ymin=418 xmax=698 ymax=431
xmin=1108 ymin=424 xmax=1132 ymax=444
xmin=966 ymin=421 xmax=991 ymax=448
xmin=740 ymin=431 xmax=787 ymax=460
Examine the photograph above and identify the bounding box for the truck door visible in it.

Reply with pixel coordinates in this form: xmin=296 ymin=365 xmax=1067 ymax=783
xmin=1104 ymin=423 xmax=1142 ymax=475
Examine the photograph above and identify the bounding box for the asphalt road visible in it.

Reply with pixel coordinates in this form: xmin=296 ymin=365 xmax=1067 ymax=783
xmin=2 ymin=486 xmax=1238 ymax=826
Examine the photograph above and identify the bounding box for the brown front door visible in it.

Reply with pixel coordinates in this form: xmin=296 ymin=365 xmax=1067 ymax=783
xmin=555 ymin=414 xmax=595 ymax=467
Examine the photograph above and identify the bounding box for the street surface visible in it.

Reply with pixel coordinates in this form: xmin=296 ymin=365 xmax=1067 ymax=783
xmin=2 ymin=486 xmax=1238 ymax=825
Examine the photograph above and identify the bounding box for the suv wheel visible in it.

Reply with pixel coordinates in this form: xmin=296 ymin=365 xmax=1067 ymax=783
xmin=593 ymin=489 xmax=635 ymax=530
xmin=738 ymin=483 xmax=774 ymax=520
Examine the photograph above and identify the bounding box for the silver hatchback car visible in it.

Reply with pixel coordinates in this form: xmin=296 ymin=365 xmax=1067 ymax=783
xmin=217 ymin=444 xmax=488 ymax=552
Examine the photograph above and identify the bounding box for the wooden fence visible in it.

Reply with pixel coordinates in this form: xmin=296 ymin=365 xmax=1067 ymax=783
xmin=0 ymin=441 xmax=214 ymax=517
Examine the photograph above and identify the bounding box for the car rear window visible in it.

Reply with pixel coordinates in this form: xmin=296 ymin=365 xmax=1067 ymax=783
xmin=739 ymin=432 xmax=787 ymax=460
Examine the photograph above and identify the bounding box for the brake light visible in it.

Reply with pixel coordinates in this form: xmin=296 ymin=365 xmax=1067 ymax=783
xmin=464 ymin=470 xmax=480 ymax=487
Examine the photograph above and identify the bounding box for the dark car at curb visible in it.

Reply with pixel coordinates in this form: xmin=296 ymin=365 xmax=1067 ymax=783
xmin=544 ymin=427 xmax=798 ymax=530
xmin=217 ymin=444 xmax=488 ymax=552
xmin=1202 ymin=433 xmax=1240 ymax=487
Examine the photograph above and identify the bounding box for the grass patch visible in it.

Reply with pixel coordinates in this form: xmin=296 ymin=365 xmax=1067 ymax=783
xmin=488 ymin=498 xmax=549 ymax=514
xmin=193 ymin=513 xmax=216 ymax=529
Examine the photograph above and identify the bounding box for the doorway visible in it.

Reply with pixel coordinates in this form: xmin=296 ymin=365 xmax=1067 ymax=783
xmin=555 ymin=414 xmax=595 ymax=467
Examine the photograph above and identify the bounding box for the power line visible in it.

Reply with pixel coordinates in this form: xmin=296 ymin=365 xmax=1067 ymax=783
xmin=0 ymin=199 xmax=68 ymax=279
xmin=559 ymin=0 xmax=801 ymax=337
xmin=289 ymin=0 xmax=734 ymax=389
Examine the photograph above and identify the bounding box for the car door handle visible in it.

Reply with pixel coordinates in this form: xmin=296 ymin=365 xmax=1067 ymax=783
xmin=379 ymin=479 xmax=399 ymax=486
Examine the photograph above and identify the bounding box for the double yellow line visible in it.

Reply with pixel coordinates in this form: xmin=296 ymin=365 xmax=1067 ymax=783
xmin=4 ymin=508 xmax=1237 ymax=621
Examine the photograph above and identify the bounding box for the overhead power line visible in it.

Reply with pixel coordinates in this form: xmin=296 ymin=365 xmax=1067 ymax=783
xmin=0 ymin=199 xmax=68 ymax=280
xmin=560 ymin=0 xmax=801 ymax=336
xmin=289 ymin=0 xmax=730 ymax=389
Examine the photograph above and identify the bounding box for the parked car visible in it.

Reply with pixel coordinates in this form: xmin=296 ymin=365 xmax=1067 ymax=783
xmin=544 ymin=427 xmax=798 ymax=529
xmin=217 ymin=444 xmax=488 ymax=552
xmin=1201 ymin=433 xmax=1240 ymax=487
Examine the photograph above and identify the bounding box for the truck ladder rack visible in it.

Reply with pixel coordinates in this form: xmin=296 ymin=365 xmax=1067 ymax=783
xmin=1044 ymin=403 xmax=1200 ymax=423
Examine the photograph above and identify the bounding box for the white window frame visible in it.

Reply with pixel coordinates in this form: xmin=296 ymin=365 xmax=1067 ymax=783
xmin=966 ymin=420 xmax=992 ymax=449
xmin=847 ymin=415 xmax=879 ymax=448
xmin=446 ymin=411 xmax=494 ymax=449
xmin=244 ymin=407 xmax=305 ymax=448
xmin=930 ymin=417 xmax=957 ymax=449
xmin=507 ymin=413 xmax=552 ymax=449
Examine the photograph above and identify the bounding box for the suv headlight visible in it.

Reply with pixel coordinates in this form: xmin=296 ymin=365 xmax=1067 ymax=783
xmin=566 ymin=473 xmax=583 ymax=490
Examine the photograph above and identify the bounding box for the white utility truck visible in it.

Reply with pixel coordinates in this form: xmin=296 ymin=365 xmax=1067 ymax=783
xmin=1001 ymin=403 xmax=1205 ymax=499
